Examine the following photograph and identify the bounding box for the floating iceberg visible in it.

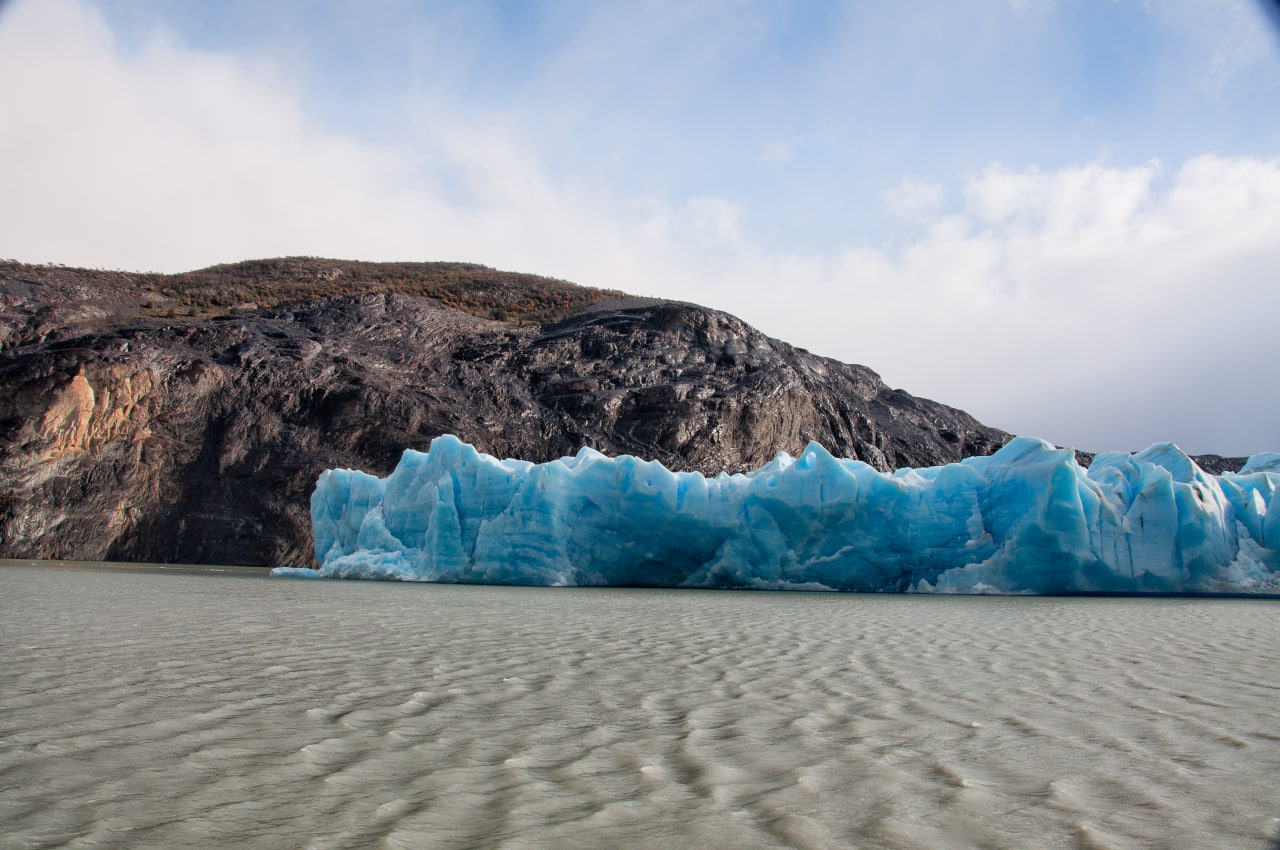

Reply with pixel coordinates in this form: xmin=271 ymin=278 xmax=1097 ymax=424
xmin=270 ymin=435 xmax=1280 ymax=594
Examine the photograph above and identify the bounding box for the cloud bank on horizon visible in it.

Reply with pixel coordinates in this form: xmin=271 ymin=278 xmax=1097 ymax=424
xmin=1 ymin=0 xmax=1278 ymax=456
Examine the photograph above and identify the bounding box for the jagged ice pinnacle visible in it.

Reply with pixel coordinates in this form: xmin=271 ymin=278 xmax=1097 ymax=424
xmin=270 ymin=435 xmax=1280 ymax=594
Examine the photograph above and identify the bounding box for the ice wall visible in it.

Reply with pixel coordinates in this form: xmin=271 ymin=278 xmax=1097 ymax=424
xmin=271 ymin=435 xmax=1280 ymax=594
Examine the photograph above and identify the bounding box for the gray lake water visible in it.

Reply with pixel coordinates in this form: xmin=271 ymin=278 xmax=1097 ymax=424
xmin=1 ymin=562 xmax=1279 ymax=849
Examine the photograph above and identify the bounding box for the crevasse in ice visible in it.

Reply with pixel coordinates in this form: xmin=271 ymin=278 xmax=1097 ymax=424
xmin=270 ymin=435 xmax=1280 ymax=594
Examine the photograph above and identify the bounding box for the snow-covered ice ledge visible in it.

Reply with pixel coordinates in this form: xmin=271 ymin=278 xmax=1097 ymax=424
xmin=270 ymin=435 xmax=1280 ymax=595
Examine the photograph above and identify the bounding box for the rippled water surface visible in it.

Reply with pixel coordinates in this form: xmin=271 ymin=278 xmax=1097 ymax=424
xmin=2 ymin=563 xmax=1279 ymax=849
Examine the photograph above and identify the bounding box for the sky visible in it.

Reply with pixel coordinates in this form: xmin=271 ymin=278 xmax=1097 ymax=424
xmin=2 ymin=0 xmax=1278 ymax=456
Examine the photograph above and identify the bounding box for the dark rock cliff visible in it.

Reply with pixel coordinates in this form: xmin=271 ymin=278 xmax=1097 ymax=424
xmin=0 ymin=257 xmax=1170 ymax=569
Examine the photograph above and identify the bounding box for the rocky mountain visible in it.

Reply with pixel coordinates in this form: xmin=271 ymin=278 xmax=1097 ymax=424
xmin=0 ymin=258 xmax=1233 ymax=569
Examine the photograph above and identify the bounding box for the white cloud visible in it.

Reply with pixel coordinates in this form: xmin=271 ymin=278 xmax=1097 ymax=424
xmin=2 ymin=0 xmax=1277 ymax=456
xmin=882 ymin=176 xmax=945 ymax=221
xmin=0 ymin=0 xmax=732 ymax=296
xmin=0 ymin=0 xmax=425 ymax=271
xmin=729 ymin=155 xmax=1280 ymax=455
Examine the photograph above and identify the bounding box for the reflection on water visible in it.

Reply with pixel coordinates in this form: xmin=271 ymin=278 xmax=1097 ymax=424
xmin=2 ymin=563 xmax=1279 ymax=849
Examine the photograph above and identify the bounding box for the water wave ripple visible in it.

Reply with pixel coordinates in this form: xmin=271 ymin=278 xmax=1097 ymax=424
xmin=2 ymin=565 xmax=1279 ymax=849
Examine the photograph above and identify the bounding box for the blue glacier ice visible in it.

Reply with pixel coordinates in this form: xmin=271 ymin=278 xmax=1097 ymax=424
xmin=269 ymin=435 xmax=1280 ymax=594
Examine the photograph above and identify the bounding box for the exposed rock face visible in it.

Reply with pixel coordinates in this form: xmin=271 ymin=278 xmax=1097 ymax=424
xmin=1 ymin=258 xmax=1016 ymax=568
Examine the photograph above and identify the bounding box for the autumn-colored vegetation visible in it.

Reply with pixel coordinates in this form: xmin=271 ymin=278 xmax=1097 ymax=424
xmin=1 ymin=256 xmax=626 ymax=325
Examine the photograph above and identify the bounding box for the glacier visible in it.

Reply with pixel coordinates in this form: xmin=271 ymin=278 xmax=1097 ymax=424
xmin=270 ymin=435 xmax=1280 ymax=595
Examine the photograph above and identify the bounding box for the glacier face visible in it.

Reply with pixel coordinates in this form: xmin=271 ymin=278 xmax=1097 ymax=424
xmin=270 ymin=435 xmax=1280 ymax=594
